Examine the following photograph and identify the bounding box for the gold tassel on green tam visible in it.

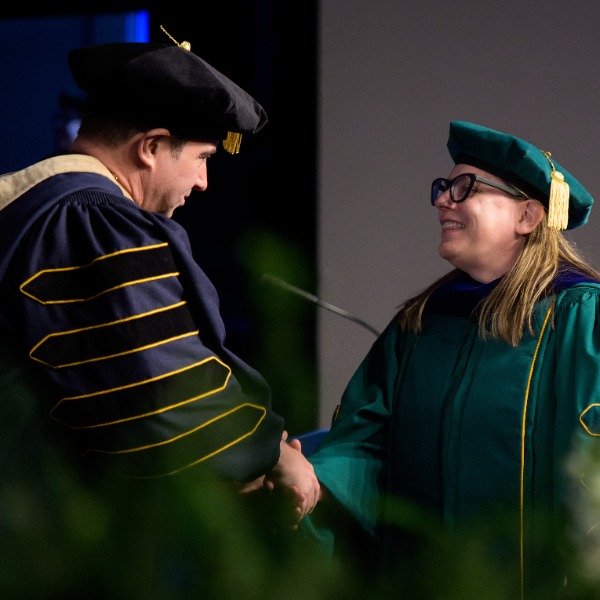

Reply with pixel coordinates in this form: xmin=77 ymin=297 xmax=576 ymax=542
xmin=447 ymin=122 xmax=592 ymax=230
xmin=542 ymin=151 xmax=569 ymax=231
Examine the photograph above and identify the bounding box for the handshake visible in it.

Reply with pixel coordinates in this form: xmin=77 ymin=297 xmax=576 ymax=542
xmin=238 ymin=432 xmax=322 ymax=529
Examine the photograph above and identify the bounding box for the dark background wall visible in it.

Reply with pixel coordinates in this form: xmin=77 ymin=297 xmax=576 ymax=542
xmin=0 ymin=2 xmax=319 ymax=436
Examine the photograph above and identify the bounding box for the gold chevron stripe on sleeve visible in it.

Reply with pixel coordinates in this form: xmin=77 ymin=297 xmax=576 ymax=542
xmin=83 ymin=402 xmax=268 ymax=478
xmin=30 ymin=302 xmax=197 ymax=368
xmin=20 ymin=243 xmax=178 ymax=304
xmin=51 ymin=357 xmax=231 ymax=428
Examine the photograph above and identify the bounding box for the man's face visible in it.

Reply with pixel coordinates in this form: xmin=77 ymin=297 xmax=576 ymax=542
xmin=141 ymin=138 xmax=217 ymax=218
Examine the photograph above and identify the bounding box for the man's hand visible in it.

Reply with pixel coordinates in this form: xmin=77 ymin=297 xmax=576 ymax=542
xmin=264 ymin=437 xmax=321 ymax=519
xmin=237 ymin=431 xmax=322 ymax=530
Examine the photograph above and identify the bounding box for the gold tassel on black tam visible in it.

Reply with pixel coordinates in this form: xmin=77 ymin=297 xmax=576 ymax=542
xmin=159 ymin=25 xmax=191 ymax=51
xmin=159 ymin=25 xmax=243 ymax=155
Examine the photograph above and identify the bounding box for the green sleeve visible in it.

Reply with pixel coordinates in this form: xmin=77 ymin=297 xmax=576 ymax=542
xmin=549 ymin=285 xmax=600 ymax=506
xmin=306 ymin=320 xmax=402 ymax=537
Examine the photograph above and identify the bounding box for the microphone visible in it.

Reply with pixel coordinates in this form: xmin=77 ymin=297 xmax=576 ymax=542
xmin=261 ymin=273 xmax=381 ymax=337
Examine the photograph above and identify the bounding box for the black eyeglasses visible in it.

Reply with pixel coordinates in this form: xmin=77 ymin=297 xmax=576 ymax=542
xmin=431 ymin=173 xmax=529 ymax=206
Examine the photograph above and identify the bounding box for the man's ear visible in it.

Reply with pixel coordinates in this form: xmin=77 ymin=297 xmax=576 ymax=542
xmin=516 ymin=199 xmax=545 ymax=235
xmin=137 ymin=128 xmax=171 ymax=167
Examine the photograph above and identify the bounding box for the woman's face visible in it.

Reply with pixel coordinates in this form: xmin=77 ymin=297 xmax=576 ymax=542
xmin=433 ymin=163 xmax=532 ymax=283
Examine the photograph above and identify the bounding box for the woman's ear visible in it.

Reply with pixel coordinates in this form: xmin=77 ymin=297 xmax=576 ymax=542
xmin=516 ymin=199 xmax=545 ymax=234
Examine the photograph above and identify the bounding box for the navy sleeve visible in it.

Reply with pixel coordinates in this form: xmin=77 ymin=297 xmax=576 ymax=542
xmin=1 ymin=187 xmax=283 ymax=481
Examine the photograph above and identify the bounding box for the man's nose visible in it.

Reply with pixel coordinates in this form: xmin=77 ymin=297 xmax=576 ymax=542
xmin=194 ymin=165 xmax=208 ymax=192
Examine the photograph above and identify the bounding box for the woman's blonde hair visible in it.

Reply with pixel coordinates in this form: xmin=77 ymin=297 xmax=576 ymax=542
xmin=397 ymin=211 xmax=600 ymax=346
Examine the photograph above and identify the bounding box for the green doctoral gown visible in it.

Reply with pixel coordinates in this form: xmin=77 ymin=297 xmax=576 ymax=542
xmin=304 ymin=272 xmax=600 ymax=598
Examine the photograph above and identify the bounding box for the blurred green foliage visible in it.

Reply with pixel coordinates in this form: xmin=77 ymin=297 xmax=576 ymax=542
xmin=3 ymin=375 xmax=600 ymax=600
xmin=239 ymin=228 xmax=318 ymax=436
xmin=0 ymin=336 xmax=360 ymax=600
xmin=2 ymin=237 xmax=600 ymax=599
xmin=0 ymin=364 xmax=359 ymax=600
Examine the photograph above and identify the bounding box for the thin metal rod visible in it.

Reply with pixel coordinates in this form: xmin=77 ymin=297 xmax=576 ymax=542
xmin=262 ymin=273 xmax=381 ymax=337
